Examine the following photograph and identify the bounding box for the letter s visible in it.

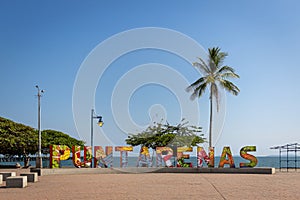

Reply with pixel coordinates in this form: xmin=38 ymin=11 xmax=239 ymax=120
xmin=240 ymin=146 xmax=258 ymax=168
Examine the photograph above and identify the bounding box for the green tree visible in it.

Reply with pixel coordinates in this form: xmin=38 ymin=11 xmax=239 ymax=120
xmin=186 ymin=47 xmax=240 ymax=148
xmin=0 ymin=117 xmax=37 ymax=167
xmin=126 ymin=119 xmax=204 ymax=150
xmin=0 ymin=117 xmax=84 ymax=167
xmin=41 ymin=129 xmax=85 ymax=154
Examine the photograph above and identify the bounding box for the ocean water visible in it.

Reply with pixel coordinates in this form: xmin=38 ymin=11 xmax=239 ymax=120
xmin=2 ymin=156 xmax=300 ymax=169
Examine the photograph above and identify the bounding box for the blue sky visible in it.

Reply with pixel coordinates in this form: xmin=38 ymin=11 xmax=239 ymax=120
xmin=1 ymin=1 xmax=300 ymax=156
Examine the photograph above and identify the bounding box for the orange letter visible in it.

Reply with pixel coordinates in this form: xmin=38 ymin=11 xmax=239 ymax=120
xmin=218 ymin=146 xmax=235 ymax=168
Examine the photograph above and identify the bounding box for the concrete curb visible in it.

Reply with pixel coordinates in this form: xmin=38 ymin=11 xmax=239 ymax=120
xmin=30 ymin=167 xmax=275 ymax=175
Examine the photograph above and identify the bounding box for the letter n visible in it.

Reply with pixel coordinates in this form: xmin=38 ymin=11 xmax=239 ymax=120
xmin=197 ymin=147 xmax=214 ymax=168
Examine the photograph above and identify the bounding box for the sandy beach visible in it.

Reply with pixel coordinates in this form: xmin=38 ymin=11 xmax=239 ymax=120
xmin=1 ymin=170 xmax=300 ymax=200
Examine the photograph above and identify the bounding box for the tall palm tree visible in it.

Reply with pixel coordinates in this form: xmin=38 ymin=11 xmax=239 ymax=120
xmin=186 ymin=47 xmax=240 ymax=148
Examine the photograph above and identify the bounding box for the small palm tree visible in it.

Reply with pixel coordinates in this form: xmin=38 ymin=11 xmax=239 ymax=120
xmin=186 ymin=47 xmax=240 ymax=148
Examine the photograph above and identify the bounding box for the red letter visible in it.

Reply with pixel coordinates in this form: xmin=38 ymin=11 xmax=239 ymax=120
xmin=197 ymin=147 xmax=214 ymax=168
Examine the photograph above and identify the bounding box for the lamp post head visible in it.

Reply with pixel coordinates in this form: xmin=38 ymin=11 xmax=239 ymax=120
xmin=97 ymin=116 xmax=103 ymax=127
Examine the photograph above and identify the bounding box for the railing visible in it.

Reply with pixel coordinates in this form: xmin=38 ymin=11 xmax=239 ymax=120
xmin=0 ymin=156 xmax=50 ymax=162
xmin=270 ymin=143 xmax=300 ymax=171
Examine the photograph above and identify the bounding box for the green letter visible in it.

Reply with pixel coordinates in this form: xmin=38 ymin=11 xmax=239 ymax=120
xmin=240 ymin=146 xmax=258 ymax=168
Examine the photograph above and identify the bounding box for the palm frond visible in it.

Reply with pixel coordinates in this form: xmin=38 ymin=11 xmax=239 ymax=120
xmin=216 ymin=52 xmax=228 ymax=66
xmin=218 ymin=65 xmax=233 ymax=72
xmin=193 ymin=57 xmax=210 ymax=74
xmin=208 ymin=47 xmax=228 ymax=70
xmin=190 ymin=82 xmax=207 ymax=100
xmin=218 ymin=66 xmax=238 ymax=75
xmin=208 ymin=47 xmax=221 ymax=59
xmin=220 ymin=72 xmax=240 ymax=79
xmin=186 ymin=77 xmax=206 ymax=92
xmin=219 ymin=80 xmax=240 ymax=96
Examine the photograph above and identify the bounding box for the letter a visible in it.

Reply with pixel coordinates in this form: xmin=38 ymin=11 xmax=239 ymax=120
xmin=218 ymin=146 xmax=235 ymax=168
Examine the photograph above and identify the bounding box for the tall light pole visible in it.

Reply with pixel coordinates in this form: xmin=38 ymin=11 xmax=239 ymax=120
xmin=36 ymin=85 xmax=44 ymax=168
xmin=91 ymin=108 xmax=103 ymax=167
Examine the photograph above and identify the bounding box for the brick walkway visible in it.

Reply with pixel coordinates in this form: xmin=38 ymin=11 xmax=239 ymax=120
xmin=0 ymin=171 xmax=299 ymax=199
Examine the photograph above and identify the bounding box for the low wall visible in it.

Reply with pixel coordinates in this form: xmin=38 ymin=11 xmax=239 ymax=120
xmin=31 ymin=167 xmax=275 ymax=175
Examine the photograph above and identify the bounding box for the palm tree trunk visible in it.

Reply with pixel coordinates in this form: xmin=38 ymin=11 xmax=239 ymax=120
xmin=209 ymin=90 xmax=213 ymax=148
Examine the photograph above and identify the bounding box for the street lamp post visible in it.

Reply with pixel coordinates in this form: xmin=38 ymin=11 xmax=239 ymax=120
xmin=91 ymin=108 xmax=103 ymax=167
xmin=36 ymin=85 xmax=44 ymax=168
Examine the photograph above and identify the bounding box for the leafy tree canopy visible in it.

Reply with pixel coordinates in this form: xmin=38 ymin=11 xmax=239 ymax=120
xmin=126 ymin=119 xmax=205 ymax=149
xmin=0 ymin=117 xmax=37 ymax=157
xmin=41 ymin=129 xmax=85 ymax=153
xmin=0 ymin=116 xmax=84 ymax=166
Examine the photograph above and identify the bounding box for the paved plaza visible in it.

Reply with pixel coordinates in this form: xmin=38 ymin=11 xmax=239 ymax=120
xmin=0 ymin=170 xmax=299 ymax=199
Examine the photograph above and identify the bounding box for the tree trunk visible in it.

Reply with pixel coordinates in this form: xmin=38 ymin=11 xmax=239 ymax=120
xmin=23 ymin=155 xmax=30 ymax=168
xmin=209 ymin=90 xmax=213 ymax=149
xmin=23 ymin=148 xmax=30 ymax=168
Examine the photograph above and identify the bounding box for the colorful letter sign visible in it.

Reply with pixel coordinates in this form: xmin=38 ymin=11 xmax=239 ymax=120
xmin=137 ymin=146 xmax=152 ymax=167
xmin=177 ymin=147 xmax=193 ymax=167
xmin=156 ymin=147 xmax=174 ymax=167
xmin=50 ymin=145 xmax=70 ymax=168
xmin=72 ymin=146 xmax=92 ymax=168
xmin=197 ymin=147 xmax=214 ymax=168
xmin=47 ymin=145 xmax=258 ymax=169
xmin=115 ymin=146 xmax=133 ymax=168
xmin=94 ymin=146 xmax=113 ymax=168
xmin=240 ymin=146 xmax=258 ymax=168
xmin=219 ymin=146 xmax=235 ymax=168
